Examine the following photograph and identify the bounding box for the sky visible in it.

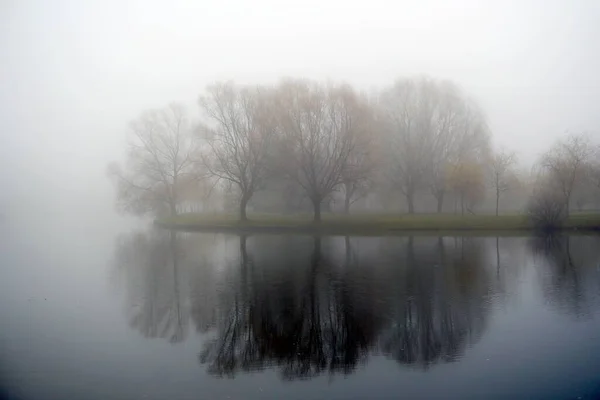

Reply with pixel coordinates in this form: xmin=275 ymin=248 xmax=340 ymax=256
xmin=1 ymin=0 xmax=599 ymax=222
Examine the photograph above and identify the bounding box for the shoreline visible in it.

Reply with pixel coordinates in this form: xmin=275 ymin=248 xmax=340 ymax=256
xmin=155 ymin=212 xmax=600 ymax=235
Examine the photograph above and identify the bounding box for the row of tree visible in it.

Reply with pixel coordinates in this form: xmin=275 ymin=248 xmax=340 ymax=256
xmin=529 ymin=134 xmax=599 ymax=227
xmin=108 ymin=77 xmax=599 ymax=220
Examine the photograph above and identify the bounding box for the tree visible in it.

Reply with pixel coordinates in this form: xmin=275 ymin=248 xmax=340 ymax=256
xmin=108 ymin=103 xmax=198 ymax=217
xmin=423 ymin=80 xmax=465 ymax=213
xmin=380 ymin=77 xmax=489 ymax=213
xmin=273 ymin=80 xmax=359 ymax=221
xmin=338 ymin=89 xmax=377 ymax=214
xmin=341 ymin=167 xmax=373 ymax=214
xmin=527 ymin=178 xmax=566 ymax=230
xmin=447 ymin=161 xmax=486 ymax=214
xmin=177 ymin=174 xmax=221 ymax=213
xmin=538 ymin=133 xmax=594 ymax=217
xmin=198 ymin=82 xmax=275 ymax=221
xmin=379 ymin=79 xmax=429 ymax=213
xmin=447 ymin=99 xmax=491 ymax=215
xmin=489 ymin=149 xmax=517 ymax=215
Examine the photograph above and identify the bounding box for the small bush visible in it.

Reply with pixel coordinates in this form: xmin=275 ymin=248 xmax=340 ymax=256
xmin=527 ymin=186 xmax=566 ymax=231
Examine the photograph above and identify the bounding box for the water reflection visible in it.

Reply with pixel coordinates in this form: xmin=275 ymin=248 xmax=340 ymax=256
xmin=199 ymin=236 xmax=381 ymax=378
xmin=530 ymin=234 xmax=600 ymax=318
xmin=112 ymin=231 xmax=600 ymax=380
xmin=376 ymin=236 xmax=492 ymax=369
xmin=113 ymin=230 xmax=190 ymax=342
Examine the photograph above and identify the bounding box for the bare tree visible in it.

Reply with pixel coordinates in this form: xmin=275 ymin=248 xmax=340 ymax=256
xmin=108 ymin=103 xmax=198 ymax=217
xmin=379 ymin=79 xmax=428 ymax=213
xmin=422 ymin=80 xmax=464 ymax=213
xmin=447 ymin=161 xmax=486 ymax=215
xmin=527 ymin=179 xmax=566 ymax=230
xmin=273 ymin=80 xmax=358 ymax=221
xmin=338 ymin=89 xmax=376 ymax=214
xmin=341 ymin=167 xmax=373 ymax=214
xmin=198 ymin=82 xmax=275 ymax=221
xmin=489 ymin=149 xmax=517 ymax=216
xmin=538 ymin=133 xmax=594 ymax=217
xmin=449 ymin=100 xmax=491 ymax=215
xmin=380 ymin=78 xmax=489 ymax=214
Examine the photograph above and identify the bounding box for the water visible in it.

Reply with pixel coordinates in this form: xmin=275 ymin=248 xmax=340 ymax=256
xmin=2 ymin=223 xmax=600 ymax=400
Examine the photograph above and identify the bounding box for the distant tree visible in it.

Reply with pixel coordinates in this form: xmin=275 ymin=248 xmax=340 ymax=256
xmin=538 ymin=133 xmax=594 ymax=217
xmin=527 ymin=180 xmax=566 ymax=230
xmin=380 ymin=77 xmax=489 ymax=213
xmin=198 ymin=82 xmax=276 ymax=221
xmin=447 ymin=161 xmax=486 ymax=214
xmin=338 ymin=89 xmax=377 ymax=214
xmin=379 ymin=79 xmax=429 ymax=213
xmin=178 ymin=174 xmax=221 ymax=213
xmin=108 ymin=103 xmax=198 ymax=217
xmin=488 ymin=149 xmax=517 ymax=216
xmin=423 ymin=80 xmax=465 ymax=213
xmin=273 ymin=80 xmax=359 ymax=221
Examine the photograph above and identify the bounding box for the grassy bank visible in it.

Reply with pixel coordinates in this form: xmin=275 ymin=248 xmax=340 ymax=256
xmin=155 ymin=212 xmax=600 ymax=234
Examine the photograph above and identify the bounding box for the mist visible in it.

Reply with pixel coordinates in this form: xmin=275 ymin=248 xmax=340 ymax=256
xmin=3 ymin=4 xmax=600 ymax=398
xmin=1 ymin=0 xmax=600 ymax=229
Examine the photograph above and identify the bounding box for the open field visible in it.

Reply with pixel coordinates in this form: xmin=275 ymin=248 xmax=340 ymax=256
xmin=155 ymin=212 xmax=600 ymax=235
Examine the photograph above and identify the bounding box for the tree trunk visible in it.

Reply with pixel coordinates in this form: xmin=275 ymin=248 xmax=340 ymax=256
xmin=313 ymin=198 xmax=322 ymax=222
xmin=240 ymin=195 xmax=248 ymax=221
xmin=344 ymin=194 xmax=351 ymax=214
xmin=343 ymin=181 xmax=353 ymax=214
xmin=565 ymin=194 xmax=570 ymax=217
xmin=460 ymin=192 xmax=465 ymax=215
xmin=169 ymin=199 xmax=178 ymax=217
xmin=496 ymin=189 xmax=500 ymax=216
xmin=170 ymin=175 xmax=178 ymax=217
xmin=436 ymin=192 xmax=444 ymax=213
xmin=406 ymin=192 xmax=415 ymax=214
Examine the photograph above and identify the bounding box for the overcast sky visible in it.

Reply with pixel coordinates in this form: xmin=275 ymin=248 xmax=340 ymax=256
xmin=1 ymin=0 xmax=599 ymax=221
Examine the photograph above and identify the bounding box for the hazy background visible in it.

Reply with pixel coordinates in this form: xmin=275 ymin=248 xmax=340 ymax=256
xmin=1 ymin=0 xmax=599 ymax=227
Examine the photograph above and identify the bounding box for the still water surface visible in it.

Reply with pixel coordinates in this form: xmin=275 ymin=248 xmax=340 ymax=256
xmin=1 ymin=224 xmax=600 ymax=399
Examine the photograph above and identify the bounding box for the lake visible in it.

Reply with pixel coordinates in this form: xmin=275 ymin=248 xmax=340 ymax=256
xmin=1 ymin=225 xmax=600 ymax=399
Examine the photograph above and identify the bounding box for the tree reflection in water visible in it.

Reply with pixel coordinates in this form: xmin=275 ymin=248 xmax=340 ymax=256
xmin=530 ymin=234 xmax=600 ymax=318
xmin=197 ymin=236 xmax=373 ymax=378
xmin=198 ymin=234 xmax=495 ymax=378
xmin=114 ymin=230 xmax=582 ymax=380
xmin=376 ymin=236 xmax=492 ymax=369
xmin=113 ymin=231 xmax=600 ymax=379
xmin=113 ymin=229 xmax=190 ymax=343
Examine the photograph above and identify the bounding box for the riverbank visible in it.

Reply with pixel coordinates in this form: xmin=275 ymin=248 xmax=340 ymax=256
xmin=155 ymin=212 xmax=600 ymax=234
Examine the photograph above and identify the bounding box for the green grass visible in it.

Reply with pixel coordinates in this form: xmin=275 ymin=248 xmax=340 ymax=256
xmin=155 ymin=212 xmax=600 ymax=235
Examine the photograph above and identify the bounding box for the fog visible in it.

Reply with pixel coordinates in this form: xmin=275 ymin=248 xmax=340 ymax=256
xmin=1 ymin=0 xmax=600 ymax=225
